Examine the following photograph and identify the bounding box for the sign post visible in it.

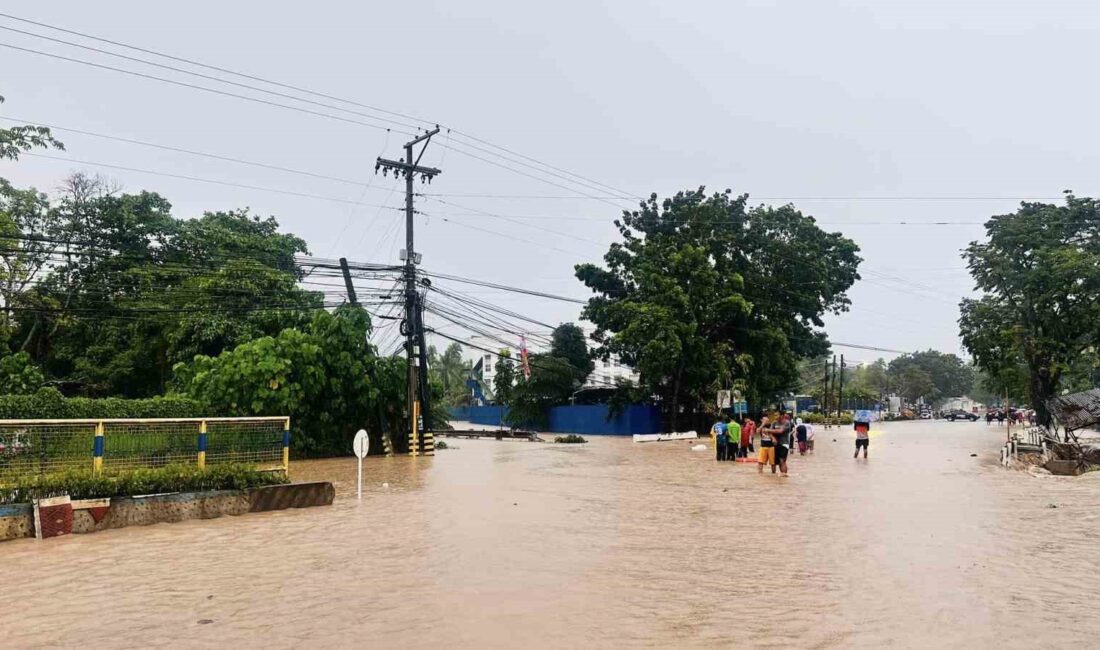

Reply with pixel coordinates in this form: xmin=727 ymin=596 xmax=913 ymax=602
xmin=353 ymin=429 xmax=370 ymax=500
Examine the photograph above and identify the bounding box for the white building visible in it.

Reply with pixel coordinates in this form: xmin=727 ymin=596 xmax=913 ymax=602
xmin=940 ymin=396 xmax=984 ymax=413
xmin=467 ymin=326 xmax=638 ymax=397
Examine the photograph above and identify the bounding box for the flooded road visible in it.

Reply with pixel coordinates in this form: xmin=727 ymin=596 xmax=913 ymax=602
xmin=3 ymin=420 xmax=1100 ymax=648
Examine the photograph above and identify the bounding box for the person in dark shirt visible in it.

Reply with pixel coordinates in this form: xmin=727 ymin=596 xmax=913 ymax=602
xmin=773 ymin=414 xmax=793 ymax=476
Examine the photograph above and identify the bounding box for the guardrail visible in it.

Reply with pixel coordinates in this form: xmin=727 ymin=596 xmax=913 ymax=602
xmin=1000 ymin=426 xmax=1052 ymax=467
xmin=0 ymin=417 xmax=290 ymax=481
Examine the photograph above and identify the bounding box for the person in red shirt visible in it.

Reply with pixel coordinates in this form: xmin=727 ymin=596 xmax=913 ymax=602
xmin=739 ymin=416 xmax=755 ymax=458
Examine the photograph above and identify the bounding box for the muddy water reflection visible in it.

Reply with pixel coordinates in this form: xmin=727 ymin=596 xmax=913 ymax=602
xmin=3 ymin=421 xmax=1100 ymax=648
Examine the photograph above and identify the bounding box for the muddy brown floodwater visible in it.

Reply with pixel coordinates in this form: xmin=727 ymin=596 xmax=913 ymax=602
xmin=3 ymin=420 xmax=1100 ymax=648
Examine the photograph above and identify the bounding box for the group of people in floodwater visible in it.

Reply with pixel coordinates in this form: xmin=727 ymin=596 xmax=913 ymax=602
xmin=710 ymin=413 xmax=870 ymax=476
xmin=985 ymin=408 xmax=1036 ymax=426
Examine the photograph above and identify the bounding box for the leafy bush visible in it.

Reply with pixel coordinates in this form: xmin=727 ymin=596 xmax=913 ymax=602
xmin=0 ymin=463 xmax=287 ymax=504
xmin=801 ymin=412 xmax=854 ymax=425
xmin=0 ymin=352 xmax=45 ymax=395
xmin=0 ymin=387 xmax=205 ymax=419
xmin=176 ymin=306 xmax=410 ymax=458
xmin=434 ymin=440 xmax=448 ymax=450
xmin=554 ymin=434 xmax=587 ymax=444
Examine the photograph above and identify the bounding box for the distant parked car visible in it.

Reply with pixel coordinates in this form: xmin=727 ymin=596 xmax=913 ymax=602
xmin=944 ymin=409 xmax=979 ymax=422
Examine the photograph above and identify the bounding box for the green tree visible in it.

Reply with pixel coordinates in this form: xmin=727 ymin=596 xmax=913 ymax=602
xmin=550 ymin=323 xmax=594 ymax=380
xmin=0 ymin=179 xmax=62 ymax=344
xmin=887 ymin=350 xmax=974 ymax=404
xmin=504 ymin=354 xmax=577 ymax=429
xmin=0 ymin=96 xmax=64 ymax=161
xmin=428 ymin=342 xmax=472 ymax=406
xmin=576 ymin=188 xmax=860 ymax=429
xmin=14 ymin=191 xmax=319 ymax=396
xmin=959 ymin=192 xmax=1100 ymax=424
xmin=492 ymin=349 xmax=515 ymax=405
xmin=175 ymin=305 xmax=404 ymax=456
xmin=0 ymin=352 xmax=44 ymax=394
xmin=895 ymin=365 xmax=934 ymax=403
xmin=859 ymin=359 xmax=890 ymax=396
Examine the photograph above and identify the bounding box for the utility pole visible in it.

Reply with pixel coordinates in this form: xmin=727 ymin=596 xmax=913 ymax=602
xmin=837 ymin=354 xmax=845 ymax=420
xmin=338 ymin=257 xmax=359 ymax=306
xmin=830 ymin=355 xmax=837 ymax=426
xmin=376 ymin=128 xmax=442 ymax=456
xmin=822 ymin=357 xmax=831 ymax=421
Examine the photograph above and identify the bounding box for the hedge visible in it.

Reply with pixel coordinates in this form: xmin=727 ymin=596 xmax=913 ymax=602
xmin=0 ymin=387 xmax=206 ymax=420
xmin=800 ymin=412 xmax=855 ymax=425
xmin=0 ymin=463 xmax=287 ymax=505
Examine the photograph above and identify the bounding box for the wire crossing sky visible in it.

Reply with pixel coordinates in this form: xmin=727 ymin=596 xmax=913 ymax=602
xmin=3 ymin=1 xmax=1098 ymax=359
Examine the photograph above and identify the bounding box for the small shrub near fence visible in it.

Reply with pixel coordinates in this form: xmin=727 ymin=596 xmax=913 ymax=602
xmin=801 ymin=412 xmax=855 ymax=425
xmin=0 ymin=388 xmax=205 ymax=420
xmin=0 ymin=463 xmax=288 ymax=505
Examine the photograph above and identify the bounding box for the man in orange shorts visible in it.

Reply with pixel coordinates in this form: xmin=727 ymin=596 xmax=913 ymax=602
xmin=757 ymin=417 xmax=777 ymax=473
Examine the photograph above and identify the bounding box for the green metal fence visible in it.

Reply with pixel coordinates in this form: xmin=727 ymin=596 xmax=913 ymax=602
xmin=0 ymin=417 xmax=290 ymax=482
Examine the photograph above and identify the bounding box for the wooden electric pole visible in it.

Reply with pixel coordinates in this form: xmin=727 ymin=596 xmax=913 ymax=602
xmin=375 ymin=128 xmax=442 ymax=455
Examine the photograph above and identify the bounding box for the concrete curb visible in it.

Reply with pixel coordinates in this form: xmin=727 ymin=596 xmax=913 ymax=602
xmin=0 ymin=482 xmax=335 ymax=543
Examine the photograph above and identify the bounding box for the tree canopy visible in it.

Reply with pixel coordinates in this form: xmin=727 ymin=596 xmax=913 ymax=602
xmin=959 ymin=192 xmax=1100 ymax=423
xmin=0 ymin=96 xmax=64 ymax=161
xmin=175 ymin=305 xmax=407 ymax=456
xmin=2 ymin=174 xmax=320 ymax=397
xmin=887 ymin=350 xmax=974 ymax=405
xmin=550 ymin=322 xmax=594 ymax=381
xmin=428 ymin=342 xmax=473 ymax=407
xmin=576 ymin=188 xmax=861 ymax=428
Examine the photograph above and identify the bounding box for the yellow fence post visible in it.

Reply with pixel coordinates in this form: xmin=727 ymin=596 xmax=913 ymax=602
xmin=93 ymin=421 xmax=105 ymax=474
xmin=409 ymin=402 xmax=415 ymax=457
xmin=282 ymin=417 xmax=291 ymax=474
xmin=197 ymin=420 xmax=207 ymax=469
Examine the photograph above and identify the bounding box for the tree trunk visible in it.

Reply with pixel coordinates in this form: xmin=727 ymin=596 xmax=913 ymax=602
xmin=668 ymin=359 xmax=685 ymax=431
xmin=19 ymin=316 xmax=38 ymax=353
xmin=1027 ymin=359 xmax=1057 ymax=428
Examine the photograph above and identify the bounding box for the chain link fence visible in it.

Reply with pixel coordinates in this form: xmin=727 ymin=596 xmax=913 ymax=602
xmin=0 ymin=417 xmax=289 ymax=482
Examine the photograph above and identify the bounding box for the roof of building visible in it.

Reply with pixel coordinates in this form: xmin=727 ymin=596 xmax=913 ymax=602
xmin=1046 ymin=389 xmax=1100 ymax=431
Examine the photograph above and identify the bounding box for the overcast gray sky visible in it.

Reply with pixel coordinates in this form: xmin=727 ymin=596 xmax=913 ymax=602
xmin=3 ymin=0 xmax=1097 ymax=364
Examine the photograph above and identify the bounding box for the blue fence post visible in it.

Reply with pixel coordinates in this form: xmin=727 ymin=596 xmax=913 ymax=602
xmin=92 ymin=421 xmax=105 ymax=474
xmin=197 ymin=420 xmax=207 ymax=469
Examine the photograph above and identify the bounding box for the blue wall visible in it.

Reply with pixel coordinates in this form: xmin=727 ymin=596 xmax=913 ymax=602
xmin=449 ymin=405 xmax=510 ymax=428
xmin=448 ymin=404 xmax=661 ymax=436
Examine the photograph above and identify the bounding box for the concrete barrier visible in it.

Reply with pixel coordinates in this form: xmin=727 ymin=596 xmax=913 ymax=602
xmin=249 ymin=482 xmax=335 ymax=512
xmin=0 ymin=482 xmax=335 ymax=543
xmin=1044 ymin=460 xmax=1083 ymax=476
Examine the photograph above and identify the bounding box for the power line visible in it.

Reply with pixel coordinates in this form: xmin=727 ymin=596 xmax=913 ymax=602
xmin=424 ymin=197 xmax=608 ymax=249
xmin=0 ymin=12 xmax=437 ymax=128
xmin=0 ymin=16 xmax=641 ymax=207
xmin=0 ymin=26 xmax=424 ymax=133
xmin=20 ymin=152 xmax=403 ymax=210
xmin=418 ymin=270 xmax=587 ymax=304
xmin=424 ymin=211 xmax=592 ymax=258
xmin=0 ymin=115 xmax=379 ymax=189
xmin=419 ymin=192 xmax=1071 ymax=202
xmin=0 ymin=12 xmax=641 ymax=205
xmin=0 ymin=42 xmax=413 ymax=135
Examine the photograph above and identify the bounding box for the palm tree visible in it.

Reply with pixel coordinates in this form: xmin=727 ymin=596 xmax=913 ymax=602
xmin=429 ymin=343 xmax=472 ymax=406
